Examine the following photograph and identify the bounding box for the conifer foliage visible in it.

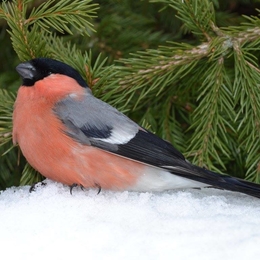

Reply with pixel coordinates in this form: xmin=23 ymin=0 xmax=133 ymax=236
xmin=0 ymin=0 xmax=260 ymax=190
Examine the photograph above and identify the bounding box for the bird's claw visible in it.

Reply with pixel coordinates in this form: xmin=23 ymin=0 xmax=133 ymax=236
xmin=95 ymin=183 xmax=102 ymax=195
xmin=69 ymin=183 xmax=77 ymax=195
xmin=29 ymin=181 xmax=46 ymax=193
xmin=69 ymin=183 xmax=85 ymax=195
xmin=69 ymin=183 xmax=101 ymax=195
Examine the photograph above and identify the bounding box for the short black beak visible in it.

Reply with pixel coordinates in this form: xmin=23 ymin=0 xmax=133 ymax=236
xmin=16 ymin=62 xmax=35 ymax=80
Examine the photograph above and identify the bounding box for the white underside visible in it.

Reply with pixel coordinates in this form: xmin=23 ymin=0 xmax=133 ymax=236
xmin=129 ymin=166 xmax=208 ymax=192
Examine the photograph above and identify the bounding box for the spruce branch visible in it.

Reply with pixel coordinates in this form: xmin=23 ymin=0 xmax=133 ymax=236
xmin=232 ymin=41 xmax=260 ymax=182
xmin=0 ymin=0 xmax=98 ymax=60
xmin=112 ymin=42 xmax=210 ymax=111
xmin=20 ymin=163 xmax=44 ymax=186
xmin=186 ymin=57 xmax=233 ymax=171
xmin=150 ymin=0 xmax=216 ymax=40
xmin=27 ymin=0 xmax=98 ymax=35
xmin=0 ymin=89 xmax=20 ymax=188
xmin=0 ymin=89 xmax=16 ymax=149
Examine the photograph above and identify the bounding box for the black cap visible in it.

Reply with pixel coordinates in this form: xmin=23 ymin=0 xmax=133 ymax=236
xmin=16 ymin=58 xmax=88 ymax=88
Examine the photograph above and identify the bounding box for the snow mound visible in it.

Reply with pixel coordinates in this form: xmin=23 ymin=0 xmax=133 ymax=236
xmin=1 ymin=180 xmax=260 ymax=259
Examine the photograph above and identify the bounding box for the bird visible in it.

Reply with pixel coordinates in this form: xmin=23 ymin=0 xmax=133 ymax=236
xmin=13 ymin=57 xmax=260 ymax=198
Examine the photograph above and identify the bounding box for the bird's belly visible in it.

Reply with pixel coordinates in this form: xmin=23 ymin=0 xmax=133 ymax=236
xmin=16 ymin=125 xmax=147 ymax=190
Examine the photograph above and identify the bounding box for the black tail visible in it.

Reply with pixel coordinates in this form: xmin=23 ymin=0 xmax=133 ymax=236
xmin=213 ymin=174 xmax=260 ymax=199
xmin=166 ymin=163 xmax=260 ymax=199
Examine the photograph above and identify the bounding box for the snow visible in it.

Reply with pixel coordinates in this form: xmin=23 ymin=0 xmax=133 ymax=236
xmin=1 ymin=180 xmax=260 ymax=260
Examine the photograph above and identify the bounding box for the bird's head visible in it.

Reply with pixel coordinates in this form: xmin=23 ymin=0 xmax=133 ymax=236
xmin=16 ymin=58 xmax=88 ymax=89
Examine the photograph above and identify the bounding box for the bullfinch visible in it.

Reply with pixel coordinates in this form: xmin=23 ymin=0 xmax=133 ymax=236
xmin=13 ymin=58 xmax=260 ymax=198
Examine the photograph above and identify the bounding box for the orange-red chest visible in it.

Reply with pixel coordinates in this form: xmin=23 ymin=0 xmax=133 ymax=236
xmin=12 ymin=82 xmax=78 ymax=183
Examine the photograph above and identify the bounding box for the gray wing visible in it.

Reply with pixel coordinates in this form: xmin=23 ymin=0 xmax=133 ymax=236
xmin=53 ymin=92 xmax=140 ymax=150
xmin=54 ymin=90 xmax=186 ymax=164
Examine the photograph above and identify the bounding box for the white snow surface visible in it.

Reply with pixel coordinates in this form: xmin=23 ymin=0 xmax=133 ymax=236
xmin=1 ymin=180 xmax=260 ymax=260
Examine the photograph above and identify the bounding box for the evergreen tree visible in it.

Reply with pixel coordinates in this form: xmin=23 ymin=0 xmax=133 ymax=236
xmin=0 ymin=0 xmax=260 ymax=190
